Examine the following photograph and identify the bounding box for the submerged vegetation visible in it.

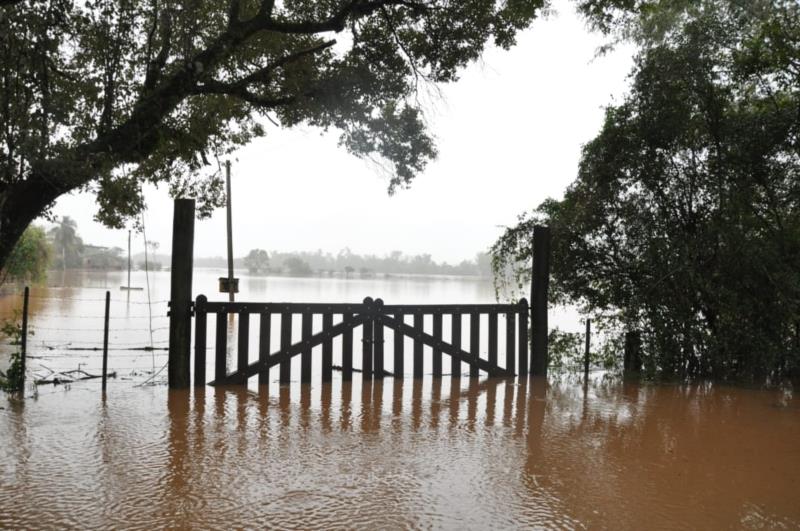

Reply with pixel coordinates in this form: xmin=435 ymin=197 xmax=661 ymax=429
xmin=493 ymin=0 xmax=800 ymax=383
xmin=0 ymin=316 xmax=28 ymax=393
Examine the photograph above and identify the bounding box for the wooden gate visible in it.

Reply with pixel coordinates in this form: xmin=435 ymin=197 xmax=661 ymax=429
xmin=195 ymin=296 xmax=530 ymax=386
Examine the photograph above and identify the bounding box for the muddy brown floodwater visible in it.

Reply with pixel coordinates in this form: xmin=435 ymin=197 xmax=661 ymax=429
xmin=1 ymin=375 xmax=798 ymax=529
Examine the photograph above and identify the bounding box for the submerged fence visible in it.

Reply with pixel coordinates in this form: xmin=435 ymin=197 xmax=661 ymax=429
xmin=0 ymin=286 xmax=170 ymax=389
xmin=196 ymin=296 xmax=531 ymax=387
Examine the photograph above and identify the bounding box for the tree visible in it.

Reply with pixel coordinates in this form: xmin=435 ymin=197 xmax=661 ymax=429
xmin=244 ymin=248 xmax=269 ymax=274
xmin=0 ymin=0 xmax=546 ymax=271
xmin=492 ymin=0 xmax=800 ymax=382
xmin=284 ymin=256 xmax=312 ymax=277
xmin=1 ymin=225 xmax=51 ymax=283
xmin=48 ymin=216 xmax=84 ymax=270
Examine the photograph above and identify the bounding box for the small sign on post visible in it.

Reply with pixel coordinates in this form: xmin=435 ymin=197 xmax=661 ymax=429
xmin=218 ymin=277 xmax=239 ymax=294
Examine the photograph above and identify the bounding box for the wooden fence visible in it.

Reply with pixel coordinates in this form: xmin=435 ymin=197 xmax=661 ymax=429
xmin=196 ymin=296 xmax=530 ymax=386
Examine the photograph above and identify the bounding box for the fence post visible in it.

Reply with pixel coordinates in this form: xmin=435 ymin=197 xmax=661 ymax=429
xmin=362 ymin=297 xmax=374 ymax=379
xmin=102 ymin=290 xmax=110 ymax=391
xmin=531 ymin=225 xmax=551 ymax=377
xmin=168 ymin=198 xmax=195 ymax=389
xmin=518 ymin=298 xmax=529 ymax=376
xmin=194 ymin=295 xmax=207 ymax=386
xmin=584 ymin=318 xmax=591 ymax=379
xmin=20 ymin=286 xmax=29 ymax=390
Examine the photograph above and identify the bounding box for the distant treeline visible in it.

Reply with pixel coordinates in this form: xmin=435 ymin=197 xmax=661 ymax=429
xmin=196 ymin=249 xmax=493 ymax=278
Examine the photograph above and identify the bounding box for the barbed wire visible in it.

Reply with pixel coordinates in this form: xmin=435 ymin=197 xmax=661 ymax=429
xmin=21 ymin=295 xmax=169 ymax=305
xmin=0 ymin=313 xmax=167 ymax=320
xmin=30 ymin=325 xmax=169 ymax=332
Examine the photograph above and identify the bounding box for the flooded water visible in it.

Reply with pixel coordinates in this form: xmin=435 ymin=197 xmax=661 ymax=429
xmin=1 ymin=272 xmax=799 ymax=528
xmin=1 ymin=377 xmax=799 ymax=529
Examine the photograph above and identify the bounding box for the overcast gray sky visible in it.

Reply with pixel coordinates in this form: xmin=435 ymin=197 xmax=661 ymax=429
xmin=50 ymin=0 xmax=634 ymax=264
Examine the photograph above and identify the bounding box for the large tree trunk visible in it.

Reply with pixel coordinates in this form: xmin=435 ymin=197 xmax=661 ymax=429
xmin=0 ymin=175 xmax=68 ymax=273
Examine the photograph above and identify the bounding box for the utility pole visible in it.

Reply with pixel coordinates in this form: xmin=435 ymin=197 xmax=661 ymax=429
xmin=226 ymin=160 xmax=235 ymax=303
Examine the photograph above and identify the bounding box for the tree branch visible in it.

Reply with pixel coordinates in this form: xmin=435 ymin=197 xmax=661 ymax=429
xmin=228 ymin=0 xmax=241 ymax=27
xmin=236 ymin=39 xmax=335 ymax=86
xmin=192 ymin=80 xmax=297 ymax=109
xmin=256 ymin=0 xmax=429 ymax=34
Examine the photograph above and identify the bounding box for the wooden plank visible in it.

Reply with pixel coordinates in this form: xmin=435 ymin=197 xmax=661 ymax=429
xmin=488 ymin=312 xmax=498 ymax=368
xmin=506 ymin=311 xmax=515 ymax=375
xmin=258 ymin=312 xmax=271 ymax=386
xmin=211 ymin=313 xmax=368 ymax=385
xmin=322 ymin=313 xmax=333 ymax=382
xmin=382 ymin=303 xmax=519 ymax=314
xmin=301 ymin=311 xmax=312 ymax=383
xmin=378 ymin=314 xmax=511 ymax=377
xmin=280 ymin=312 xmax=292 ymax=384
xmin=202 ymin=301 xmax=519 ymax=315
xmin=342 ymin=312 xmax=353 ymax=380
xmin=204 ymin=301 xmax=367 ymax=314
xmin=470 ymin=311 xmax=480 ymax=378
xmin=362 ymin=312 xmax=373 ymax=379
xmin=451 ymin=313 xmax=461 ymax=378
xmin=413 ymin=312 xmax=423 ymax=378
xmin=194 ymin=295 xmax=207 ymax=386
xmin=238 ymin=312 xmax=250 ymax=374
xmin=215 ymin=311 xmax=227 ymax=382
xmin=518 ymin=298 xmax=529 ymax=376
xmin=432 ymin=312 xmax=442 ymax=377
xmin=374 ymin=315 xmax=384 ymax=379
xmin=393 ymin=312 xmax=404 ymax=377
xmin=531 ymin=225 xmax=551 ymax=376
xmin=168 ymin=199 xmax=195 ymax=388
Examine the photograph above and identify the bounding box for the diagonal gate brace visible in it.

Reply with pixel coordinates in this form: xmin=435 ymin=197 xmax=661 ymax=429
xmin=377 ymin=314 xmax=514 ymax=378
xmin=210 ymin=313 xmax=370 ymax=385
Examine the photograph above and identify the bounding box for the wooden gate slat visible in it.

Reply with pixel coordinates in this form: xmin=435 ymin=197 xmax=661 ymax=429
xmin=301 ymin=310 xmax=312 ymax=383
xmin=451 ymin=313 xmax=461 ymax=377
xmin=413 ymin=312 xmax=423 ymax=378
xmin=322 ymin=312 xmax=333 ymax=382
xmin=211 ymin=313 xmax=369 ymax=385
xmin=470 ymin=311 xmax=479 ymax=378
xmin=393 ymin=312 xmax=404 ymax=377
xmin=374 ymin=316 xmax=384 ymax=379
xmin=362 ymin=312 xmax=373 ymax=379
xmin=259 ymin=312 xmax=271 ymax=386
xmin=488 ymin=312 xmax=498 ymax=367
xmin=194 ymin=295 xmax=207 ymax=387
xmin=342 ymin=312 xmax=353 ymax=380
xmin=238 ymin=312 xmax=249 ymax=374
xmin=505 ymin=311 xmax=515 ymax=375
xmin=432 ymin=312 xmax=442 ymax=377
xmin=215 ymin=311 xmax=227 ymax=382
xmin=280 ymin=312 xmax=292 ymax=384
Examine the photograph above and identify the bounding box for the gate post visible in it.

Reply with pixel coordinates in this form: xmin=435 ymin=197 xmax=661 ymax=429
xmin=531 ymin=225 xmax=551 ymax=376
xmin=169 ymin=199 xmax=195 ymax=389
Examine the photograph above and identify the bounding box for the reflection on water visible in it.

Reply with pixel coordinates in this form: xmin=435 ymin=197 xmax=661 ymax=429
xmin=2 ymin=376 xmax=798 ymax=529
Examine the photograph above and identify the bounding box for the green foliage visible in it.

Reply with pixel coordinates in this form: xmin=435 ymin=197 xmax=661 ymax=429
xmin=547 ymin=328 xmax=583 ymax=368
xmin=0 ymin=315 xmax=30 ymax=393
xmin=493 ymin=0 xmax=800 ymax=383
xmin=0 ymin=0 xmax=545 ymax=268
xmin=2 ymin=225 xmax=51 ymax=284
xmin=244 ymin=248 xmax=269 ymax=274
